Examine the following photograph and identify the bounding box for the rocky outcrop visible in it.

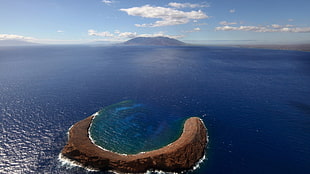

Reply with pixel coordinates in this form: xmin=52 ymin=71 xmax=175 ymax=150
xmin=61 ymin=116 xmax=208 ymax=173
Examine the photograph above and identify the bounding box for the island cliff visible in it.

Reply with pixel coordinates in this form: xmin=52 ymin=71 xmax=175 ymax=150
xmin=61 ymin=116 xmax=207 ymax=173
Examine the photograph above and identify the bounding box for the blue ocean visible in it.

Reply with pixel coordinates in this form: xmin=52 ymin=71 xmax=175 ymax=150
xmin=0 ymin=45 xmax=309 ymax=173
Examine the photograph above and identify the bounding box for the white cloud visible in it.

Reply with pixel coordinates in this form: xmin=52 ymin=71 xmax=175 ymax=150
xmin=215 ymin=25 xmax=236 ymax=31
xmin=229 ymin=9 xmax=235 ymax=13
xmin=138 ymin=32 xmax=184 ymax=39
xmin=120 ymin=5 xmax=209 ymax=27
xmin=57 ymin=30 xmax=64 ymax=33
xmin=183 ymin=27 xmax=202 ymax=33
xmin=0 ymin=34 xmax=90 ymax=44
xmin=219 ymin=21 xmax=237 ymax=25
xmin=216 ymin=25 xmax=277 ymax=32
xmin=168 ymin=2 xmax=209 ymax=9
xmin=118 ymin=32 xmax=137 ymax=38
xmin=0 ymin=34 xmax=34 ymax=41
xmin=102 ymin=0 xmax=114 ymax=5
xmin=215 ymin=24 xmax=310 ymax=33
xmin=271 ymin=24 xmax=282 ymax=29
xmin=285 ymin=24 xmax=295 ymax=27
xmin=288 ymin=18 xmax=294 ymax=22
xmin=270 ymin=24 xmax=295 ymax=29
xmin=286 ymin=27 xmax=310 ymax=32
xmin=88 ymin=29 xmax=184 ymax=40
xmin=88 ymin=29 xmax=114 ymax=37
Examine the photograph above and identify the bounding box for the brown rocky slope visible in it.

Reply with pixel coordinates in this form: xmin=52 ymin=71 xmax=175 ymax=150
xmin=61 ymin=116 xmax=208 ymax=173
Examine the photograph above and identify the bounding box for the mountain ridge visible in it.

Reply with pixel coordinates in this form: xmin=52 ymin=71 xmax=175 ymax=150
xmin=123 ymin=37 xmax=186 ymax=46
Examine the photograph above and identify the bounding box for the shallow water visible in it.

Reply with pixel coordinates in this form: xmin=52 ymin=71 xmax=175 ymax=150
xmin=0 ymin=45 xmax=309 ymax=173
xmin=89 ymin=100 xmax=185 ymax=154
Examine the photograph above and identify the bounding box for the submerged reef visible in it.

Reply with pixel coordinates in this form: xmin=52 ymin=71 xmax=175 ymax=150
xmin=88 ymin=100 xmax=186 ymax=154
xmin=61 ymin=104 xmax=208 ymax=173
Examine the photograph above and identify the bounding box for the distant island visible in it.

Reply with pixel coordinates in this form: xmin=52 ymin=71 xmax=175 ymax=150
xmin=0 ymin=39 xmax=38 ymax=46
xmin=123 ymin=36 xmax=187 ymax=46
xmin=1 ymin=37 xmax=309 ymax=52
xmin=61 ymin=116 xmax=207 ymax=173
xmin=233 ymin=44 xmax=310 ymax=52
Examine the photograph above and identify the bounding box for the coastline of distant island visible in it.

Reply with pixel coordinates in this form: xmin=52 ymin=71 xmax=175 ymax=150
xmin=0 ymin=39 xmax=39 ymax=46
xmin=121 ymin=36 xmax=187 ymax=46
xmin=1 ymin=37 xmax=309 ymax=52
xmin=227 ymin=44 xmax=310 ymax=52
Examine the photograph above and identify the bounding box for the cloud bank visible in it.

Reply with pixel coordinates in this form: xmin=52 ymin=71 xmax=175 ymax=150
xmin=88 ymin=29 xmax=184 ymax=40
xmin=88 ymin=29 xmax=114 ymax=37
xmin=120 ymin=5 xmax=208 ymax=27
xmin=0 ymin=34 xmax=34 ymax=41
xmin=219 ymin=21 xmax=238 ymax=25
xmin=215 ymin=24 xmax=310 ymax=33
xmin=168 ymin=2 xmax=209 ymax=9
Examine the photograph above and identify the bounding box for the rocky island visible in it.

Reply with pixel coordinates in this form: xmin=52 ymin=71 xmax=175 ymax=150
xmin=61 ymin=115 xmax=208 ymax=173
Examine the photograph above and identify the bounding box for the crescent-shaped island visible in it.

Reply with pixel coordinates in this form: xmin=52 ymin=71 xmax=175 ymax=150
xmin=61 ymin=115 xmax=208 ymax=173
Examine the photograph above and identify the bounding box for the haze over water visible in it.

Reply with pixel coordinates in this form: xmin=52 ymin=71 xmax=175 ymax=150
xmin=0 ymin=45 xmax=310 ymax=173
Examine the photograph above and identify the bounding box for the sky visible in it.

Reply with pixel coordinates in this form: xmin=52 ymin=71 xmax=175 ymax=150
xmin=0 ymin=0 xmax=309 ymax=44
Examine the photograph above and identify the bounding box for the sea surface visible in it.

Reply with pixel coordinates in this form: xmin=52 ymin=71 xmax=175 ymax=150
xmin=0 ymin=45 xmax=309 ymax=173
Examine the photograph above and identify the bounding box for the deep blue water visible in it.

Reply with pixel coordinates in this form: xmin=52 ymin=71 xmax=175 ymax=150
xmin=0 ymin=45 xmax=309 ymax=173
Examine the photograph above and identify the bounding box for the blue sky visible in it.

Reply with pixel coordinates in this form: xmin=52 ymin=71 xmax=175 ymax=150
xmin=0 ymin=0 xmax=309 ymax=44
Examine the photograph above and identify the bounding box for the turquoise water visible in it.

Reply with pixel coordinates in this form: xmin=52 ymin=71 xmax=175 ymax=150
xmin=89 ymin=100 xmax=186 ymax=154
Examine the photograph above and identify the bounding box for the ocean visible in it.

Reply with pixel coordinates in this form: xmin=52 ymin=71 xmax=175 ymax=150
xmin=0 ymin=45 xmax=309 ymax=173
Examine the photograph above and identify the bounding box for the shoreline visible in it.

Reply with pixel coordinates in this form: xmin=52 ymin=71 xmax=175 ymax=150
xmin=58 ymin=152 xmax=208 ymax=174
xmin=189 ymin=43 xmax=310 ymax=52
xmin=225 ymin=44 xmax=310 ymax=52
xmin=61 ymin=116 xmax=208 ymax=173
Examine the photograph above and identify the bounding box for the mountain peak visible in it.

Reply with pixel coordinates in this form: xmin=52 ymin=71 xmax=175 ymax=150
xmin=123 ymin=37 xmax=186 ymax=46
